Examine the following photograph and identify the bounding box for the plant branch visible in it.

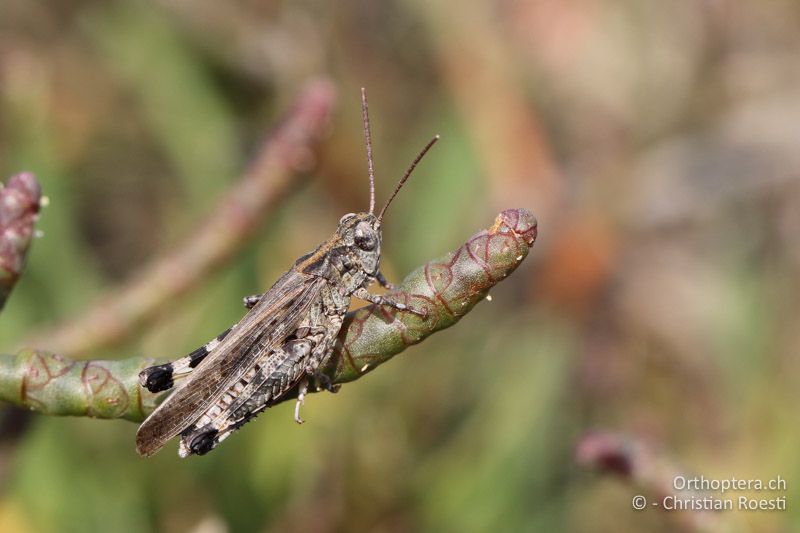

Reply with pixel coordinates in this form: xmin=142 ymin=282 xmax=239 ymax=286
xmin=18 ymin=79 xmax=336 ymax=357
xmin=0 ymin=208 xmax=537 ymax=421
xmin=0 ymin=172 xmax=42 ymax=311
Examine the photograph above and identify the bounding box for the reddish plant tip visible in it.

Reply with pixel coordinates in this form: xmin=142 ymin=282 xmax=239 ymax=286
xmin=1 ymin=172 xmax=42 ymax=224
xmin=494 ymin=208 xmax=538 ymax=246
xmin=1 ymin=172 xmax=43 ymax=303
xmin=575 ymin=431 xmax=634 ymax=478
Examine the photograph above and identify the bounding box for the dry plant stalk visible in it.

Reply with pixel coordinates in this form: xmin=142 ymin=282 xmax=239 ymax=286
xmin=19 ymin=80 xmax=335 ymax=357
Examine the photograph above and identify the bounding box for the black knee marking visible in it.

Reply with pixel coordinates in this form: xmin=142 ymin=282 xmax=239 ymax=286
xmin=139 ymin=364 xmax=174 ymax=393
xmin=182 ymin=426 xmax=219 ymax=456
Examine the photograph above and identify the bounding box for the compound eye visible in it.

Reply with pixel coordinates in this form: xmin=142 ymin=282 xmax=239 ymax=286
xmin=354 ymin=227 xmax=376 ymax=251
xmin=339 ymin=213 xmax=357 ymax=226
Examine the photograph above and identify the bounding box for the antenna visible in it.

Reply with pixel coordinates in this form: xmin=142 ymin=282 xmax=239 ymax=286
xmin=361 ymin=88 xmax=376 ymax=214
xmin=377 ymin=134 xmax=440 ymax=224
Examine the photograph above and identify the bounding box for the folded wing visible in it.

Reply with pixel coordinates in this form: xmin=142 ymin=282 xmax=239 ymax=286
xmin=136 ymin=269 xmax=325 ymax=457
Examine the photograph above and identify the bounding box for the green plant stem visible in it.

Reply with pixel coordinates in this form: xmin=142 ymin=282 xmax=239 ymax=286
xmin=0 ymin=208 xmax=537 ymax=422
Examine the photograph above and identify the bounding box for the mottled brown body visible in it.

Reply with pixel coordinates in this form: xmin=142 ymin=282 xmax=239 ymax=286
xmin=138 ymin=214 xmax=392 ymax=457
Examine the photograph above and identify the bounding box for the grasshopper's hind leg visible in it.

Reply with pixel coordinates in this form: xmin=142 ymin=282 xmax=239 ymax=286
xmin=139 ymin=328 xmax=232 ymax=393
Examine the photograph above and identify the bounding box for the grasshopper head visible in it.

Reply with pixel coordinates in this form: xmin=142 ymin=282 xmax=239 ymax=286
xmin=338 ymin=88 xmax=438 ymax=280
xmin=338 ymin=212 xmax=381 ymax=276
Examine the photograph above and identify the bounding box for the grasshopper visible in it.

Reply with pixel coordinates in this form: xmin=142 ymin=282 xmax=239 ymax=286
xmin=135 ymin=89 xmax=438 ymax=457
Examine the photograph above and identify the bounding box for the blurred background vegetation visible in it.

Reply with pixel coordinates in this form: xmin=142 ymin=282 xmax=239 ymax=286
xmin=1 ymin=1 xmax=799 ymax=531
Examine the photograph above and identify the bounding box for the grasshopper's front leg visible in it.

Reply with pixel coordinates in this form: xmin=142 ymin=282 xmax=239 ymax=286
xmin=353 ymin=287 xmax=426 ymax=317
xmin=375 ymin=271 xmax=395 ymax=290
xmin=139 ymin=328 xmax=231 ymax=392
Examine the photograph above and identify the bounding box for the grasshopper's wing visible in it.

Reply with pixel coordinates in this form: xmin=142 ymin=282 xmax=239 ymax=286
xmin=136 ymin=269 xmax=326 ymax=457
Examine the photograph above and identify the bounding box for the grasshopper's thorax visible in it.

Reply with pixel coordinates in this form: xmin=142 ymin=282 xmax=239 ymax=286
xmin=295 ymin=212 xmax=381 ymax=294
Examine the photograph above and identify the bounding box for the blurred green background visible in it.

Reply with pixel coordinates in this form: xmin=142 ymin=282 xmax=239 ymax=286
xmin=1 ymin=1 xmax=800 ymax=531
